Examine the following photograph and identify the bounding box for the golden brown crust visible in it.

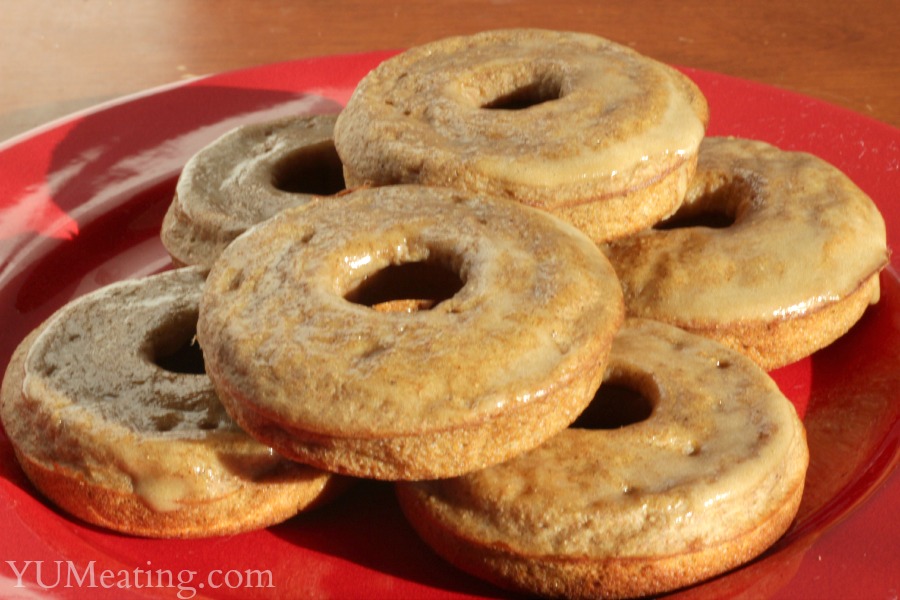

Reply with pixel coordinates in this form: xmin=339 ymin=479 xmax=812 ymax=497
xmin=161 ymin=114 xmax=344 ymax=269
xmin=10 ymin=444 xmax=346 ymax=539
xmin=334 ymin=29 xmax=708 ymax=243
xmin=0 ymin=268 xmax=346 ymax=538
xmin=397 ymin=476 xmax=804 ymax=600
xmin=198 ymin=185 xmax=624 ymax=480
xmin=676 ymin=272 xmax=883 ymax=370
xmin=396 ymin=319 xmax=809 ymax=598
xmin=553 ymin=153 xmax=697 ymax=246
xmin=214 ymin=355 xmax=606 ymax=481
xmin=605 ymin=136 xmax=890 ymax=370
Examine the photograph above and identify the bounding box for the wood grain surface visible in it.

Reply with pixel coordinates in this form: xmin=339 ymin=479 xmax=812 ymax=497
xmin=1 ymin=0 xmax=898 ymax=143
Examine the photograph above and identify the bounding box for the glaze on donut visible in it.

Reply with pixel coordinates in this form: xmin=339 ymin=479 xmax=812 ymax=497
xmin=397 ymin=319 xmax=809 ymax=599
xmin=333 ymin=29 xmax=709 ymax=243
xmin=197 ymin=185 xmax=624 ymax=480
xmin=604 ymin=136 xmax=889 ymax=370
xmin=162 ymin=114 xmax=345 ymax=269
xmin=0 ymin=268 xmax=345 ymax=538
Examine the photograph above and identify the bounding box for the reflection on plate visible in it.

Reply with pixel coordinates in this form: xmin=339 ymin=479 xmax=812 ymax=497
xmin=0 ymin=51 xmax=898 ymax=599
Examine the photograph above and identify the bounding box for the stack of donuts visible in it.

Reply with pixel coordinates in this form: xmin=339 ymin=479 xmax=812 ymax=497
xmin=1 ymin=29 xmax=890 ymax=599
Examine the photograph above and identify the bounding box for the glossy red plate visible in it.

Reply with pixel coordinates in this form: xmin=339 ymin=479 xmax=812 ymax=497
xmin=0 ymin=51 xmax=898 ymax=599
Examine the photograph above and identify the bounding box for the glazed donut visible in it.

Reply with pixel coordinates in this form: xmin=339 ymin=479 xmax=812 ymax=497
xmin=396 ymin=318 xmax=809 ymax=599
xmin=161 ymin=114 xmax=345 ymax=269
xmin=197 ymin=184 xmax=624 ymax=480
xmin=0 ymin=268 xmax=345 ymax=538
xmin=333 ymin=29 xmax=709 ymax=244
xmin=604 ymin=136 xmax=890 ymax=370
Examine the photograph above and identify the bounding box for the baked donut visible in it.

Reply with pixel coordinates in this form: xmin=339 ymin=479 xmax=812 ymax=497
xmin=333 ymin=28 xmax=709 ymax=244
xmin=198 ymin=184 xmax=624 ymax=480
xmin=161 ymin=114 xmax=345 ymax=269
xmin=604 ymin=136 xmax=890 ymax=370
xmin=396 ymin=318 xmax=809 ymax=599
xmin=0 ymin=268 xmax=345 ymax=538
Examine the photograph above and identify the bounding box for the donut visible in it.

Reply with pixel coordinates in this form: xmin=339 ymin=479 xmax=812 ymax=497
xmin=161 ymin=114 xmax=345 ymax=269
xmin=604 ymin=136 xmax=890 ymax=370
xmin=396 ymin=318 xmax=809 ymax=599
xmin=333 ymin=29 xmax=709 ymax=244
xmin=197 ymin=184 xmax=624 ymax=480
xmin=0 ymin=268 xmax=346 ymax=538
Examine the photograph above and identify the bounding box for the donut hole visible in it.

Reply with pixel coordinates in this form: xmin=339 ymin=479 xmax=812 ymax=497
xmin=653 ymin=179 xmax=750 ymax=231
xmin=154 ymin=336 xmax=205 ymax=375
xmin=344 ymin=258 xmax=465 ymax=312
xmin=479 ymin=71 xmax=564 ymax=110
xmin=149 ymin=313 xmax=206 ymax=376
xmin=270 ymin=141 xmax=346 ymax=196
xmin=653 ymin=209 xmax=735 ymax=230
xmin=197 ymin=417 xmax=221 ymax=431
xmin=571 ymin=383 xmax=654 ymax=430
xmin=152 ymin=412 xmax=183 ymax=432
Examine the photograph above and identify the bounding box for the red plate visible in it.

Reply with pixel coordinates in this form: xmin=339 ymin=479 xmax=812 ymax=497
xmin=0 ymin=51 xmax=898 ymax=599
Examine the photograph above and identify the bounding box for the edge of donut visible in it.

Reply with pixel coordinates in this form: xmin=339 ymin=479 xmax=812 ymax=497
xmin=551 ymin=152 xmax=698 ymax=243
xmin=206 ymin=326 xmax=618 ymax=481
xmin=341 ymin=137 xmax=698 ymax=246
xmin=395 ymin=473 xmax=806 ymax=600
xmin=671 ymin=270 xmax=884 ymax=371
xmin=161 ymin=193 xmax=225 ymax=270
xmin=8 ymin=445 xmax=346 ymax=539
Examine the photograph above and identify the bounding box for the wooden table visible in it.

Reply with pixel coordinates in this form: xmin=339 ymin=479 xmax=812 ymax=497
xmin=1 ymin=0 xmax=898 ymax=143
